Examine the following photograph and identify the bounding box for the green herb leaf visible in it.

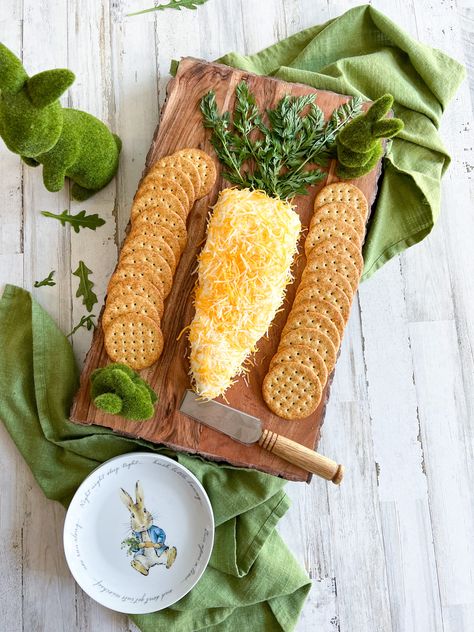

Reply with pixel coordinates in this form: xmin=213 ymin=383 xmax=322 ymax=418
xmin=34 ymin=271 xmax=56 ymax=288
xmin=73 ymin=261 xmax=98 ymax=312
xmin=41 ymin=209 xmax=106 ymax=233
xmin=127 ymin=0 xmax=209 ymax=16
xmin=201 ymin=81 xmax=364 ymax=199
xmin=67 ymin=314 xmax=97 ymax=338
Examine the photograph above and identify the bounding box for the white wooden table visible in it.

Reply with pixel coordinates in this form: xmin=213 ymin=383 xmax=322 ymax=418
xmin=1 ymin=1 xmax=473 ymax=630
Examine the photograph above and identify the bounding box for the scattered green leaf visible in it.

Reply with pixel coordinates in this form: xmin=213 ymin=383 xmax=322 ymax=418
xmin=41 ymin=209 xmax=106 ymax=233
xmin=127 ymin=0 xmax=209 ymax=17
xmin=34 ymin=271 xmax=56 ymax=288
xmin=73 ymin=261 xmax=98 ymax=312
xmin=67 ymin=314 xmax=97 ymax=337
xmin=200 ymin=81 xmax=364 ymax=199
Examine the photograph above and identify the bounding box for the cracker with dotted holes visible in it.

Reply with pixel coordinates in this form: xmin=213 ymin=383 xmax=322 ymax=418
xmin=270 ymin=344 xmax=329 ymax=389
xmin=121 ymin=235 xmax=177 ymax=275
xmin=154 ymin=155 xmax=201 ymax=202
xmin=127 ymin=224 xmax=182 ymax=262
xmin=132 ymin=206 xmax=187 ymax=250
xmin=102 ymin=294 xmax=161 ymax=332
xmin=295 ymin=279 xmax=352 ymax=324
xmin=141 ymin=166 xmax=192 ymax=212
xmin=106 ymin=279 xmax=164 ymax=319
xmin=174 ymin=148 xmax=217 ymax=198
xmin=281 ymin=328 xmax=338 ymax=375
xmin=104 ymin=313 xmax=164 ymax=370
xmin=262 ymin=361 xmax=323 ymax=420
xmin=281 ymin=303 xmax=341 ymax=349
xmin=314 ymin=182 xmax=368 ymax=221
xmin=309 ymin=236 xmax=364 ymax=275
xmin=120 ymin=249 xmax=173 ymax=298
xmin=304 ymin=251 xmax=361 ymax=293
xmin=298 ymin=269 xmax=353 ymax=302
xmin=108 ymin=265 xmax=163 ymax=295
xmin=131 ymin=187 xmax=186 ymax=223
xmin=310 ymin=202 xmax=365 ymax=241
xmin=305 ymin=217 xmax=362 ymax=256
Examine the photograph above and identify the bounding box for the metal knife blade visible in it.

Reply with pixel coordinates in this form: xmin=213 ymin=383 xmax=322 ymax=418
xmin=179 ymin=390 xmax=262 ymax=444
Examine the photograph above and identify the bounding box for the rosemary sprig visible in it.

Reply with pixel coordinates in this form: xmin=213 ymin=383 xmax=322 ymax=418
xmin=200 ymin=81 xmax=364 ymax=199
xmin=127 ymin=0 xmax=209 ymax=17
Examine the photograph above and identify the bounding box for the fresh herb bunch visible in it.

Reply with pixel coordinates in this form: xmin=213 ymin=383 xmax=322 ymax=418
xmin=200 ymin=81 xmax=363 ymax=199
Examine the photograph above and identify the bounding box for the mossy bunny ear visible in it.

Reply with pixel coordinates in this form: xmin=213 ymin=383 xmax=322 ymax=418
xmin=26 ymin=69 xmax=75 ymax=107
xmin=365 ymin=94 xmax=394 ymax=122
xmin=0 ymin=42 xmax=28 ymax=94
xmin=372 ymin=118 xmax=404 ymax=138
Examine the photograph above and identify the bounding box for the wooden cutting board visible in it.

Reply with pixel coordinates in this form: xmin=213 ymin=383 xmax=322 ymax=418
xmin=70 ymin=58 xmax=383 ymax=482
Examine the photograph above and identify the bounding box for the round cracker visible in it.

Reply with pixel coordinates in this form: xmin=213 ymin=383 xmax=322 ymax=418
xmin=295 ymin=279 xmax=351 ymax=323
xmin=155 ymin=155 xmax=200 ymax=202
xmin=309 ymin=237 xmax=364 ymax=275
xmin=303 ymin=251 xmax=361 ymax=293
xmin=280 ymin=328 xmax=337 ymax=375
xmin=131 ymin=186 xmax=186 ymax=223
xmin=281 ymin=302 xmax=341 ymax=349
xmin=102 ymin=293 xmax=161 ymax=332
xmin=127 ymin=224 xmax=182 ymax=262
xmin=314 ymin=182 xmax=368 ymax=221
xmin=132 ymin=206 xmax=187 ymax=250
xmin=109 ymin=264 xmax=163 ymax=294
xmin=310 ymin=201 xmax=365 ymax=240
xmin=292 ymin=297 xmax=345 ymax=338
xmin=106 ymin=278 xmax=164 ymax=319
xmin=121 ymin=234 xmax=177 ymax=275
xmin=270 ymin=344 xmax=328 ymax=389
xmin=141 ymin=166 xmax=192 ymax=211
xmin=299 ymin=269 xmax=353 ymax=302
xmin=305 ymin=217 xmax=362 ymax=256
xmin=120 ymin=248 xmax=173 ymax=298
xmin=262 ymin=361 xmax=322 ymax=420
xmin=104 ymin=313 xmax=163 ymax=370
xmin=174 ymin=148 xmax=217 ymax=198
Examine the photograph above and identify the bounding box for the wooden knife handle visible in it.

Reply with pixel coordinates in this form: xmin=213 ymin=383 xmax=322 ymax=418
xmin=258 ymin=429 xmax=344 ymax=484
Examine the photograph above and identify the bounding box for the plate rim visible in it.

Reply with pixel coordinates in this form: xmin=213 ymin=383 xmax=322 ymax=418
xmin=63 ymin=452 xmax=215 ymax=614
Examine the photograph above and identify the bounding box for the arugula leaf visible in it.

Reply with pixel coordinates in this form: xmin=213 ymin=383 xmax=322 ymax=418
xmin=127 ymin=0 xmax=209 ymax=16
xmin=200 ymin=82 xmax=364 ymax=199
xmin=67 ymin=314 xmax=97 ymax=337
xmin=34 ymin=271 xmax=56 ymax=288
xmin=73 ymin=261 xmax=98 ymax=312
xmin=41 ymin=209 xmax=106 ymax=233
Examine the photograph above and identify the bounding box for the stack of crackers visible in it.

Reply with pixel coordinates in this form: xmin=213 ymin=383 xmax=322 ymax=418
xmin=263 ymin=182 xmax=368 ymax=420
xmin=103 ymin=148 xmax=216 ymax=370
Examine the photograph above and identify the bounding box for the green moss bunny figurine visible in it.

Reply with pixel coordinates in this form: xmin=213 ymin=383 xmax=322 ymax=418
xmin=336 ymin=94 xmax=403 ymax=179
xmin=90 ymin=363 xmax=158 ymax=421
xmin=0 ymin=42 xmax=121 ymax=200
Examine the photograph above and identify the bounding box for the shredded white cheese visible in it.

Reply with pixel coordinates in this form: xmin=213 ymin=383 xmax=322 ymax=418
xmin=189 ymin=187 xmax=301 ymax=399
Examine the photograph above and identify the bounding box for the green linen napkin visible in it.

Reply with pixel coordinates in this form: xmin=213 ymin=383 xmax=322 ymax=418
xmin=217 ymin=4 xmax=465 ymax=279
xmin=0 ymin=284 xmax=310 ymax=631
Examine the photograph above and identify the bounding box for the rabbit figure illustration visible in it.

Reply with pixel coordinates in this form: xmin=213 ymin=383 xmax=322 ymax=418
xmin=120 ymin=481 xmax=177 ymax=576
xmin=0 ymin=42 xmax=121 ymax=200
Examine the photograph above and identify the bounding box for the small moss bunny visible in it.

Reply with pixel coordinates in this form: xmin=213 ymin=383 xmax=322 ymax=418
xmin=90 ymin=363 xmax=158 ymax=421
xmin=0 ymin=42 xmax=121 ymax=200
xmin=336 ymin=94 xmax=403 ymax=179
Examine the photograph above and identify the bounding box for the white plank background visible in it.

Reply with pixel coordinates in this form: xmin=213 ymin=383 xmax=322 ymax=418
xmin=0 ymin=1 xmax=473 ymax=630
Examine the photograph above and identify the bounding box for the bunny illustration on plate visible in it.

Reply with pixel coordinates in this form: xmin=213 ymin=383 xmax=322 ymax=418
xmin=120 ymin=481 xmax=177 ymax=576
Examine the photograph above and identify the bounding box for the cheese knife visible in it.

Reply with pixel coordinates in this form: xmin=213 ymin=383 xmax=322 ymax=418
xmin=180 ymin=390 xmax=344 ymax=484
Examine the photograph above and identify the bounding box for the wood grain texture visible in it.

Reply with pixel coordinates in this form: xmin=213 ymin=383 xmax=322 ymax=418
xmin=0 ymin=0 xmax=473 ymax=630
xmin=70 ymin=57 xmax=382 ymax=482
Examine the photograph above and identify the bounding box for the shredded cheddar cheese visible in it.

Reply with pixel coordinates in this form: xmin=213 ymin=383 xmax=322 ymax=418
xmin=189 ymin=188 xmax=301 ymax=399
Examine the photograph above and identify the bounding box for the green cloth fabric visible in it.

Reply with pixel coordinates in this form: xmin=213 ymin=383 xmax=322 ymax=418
xmin=0 ymin=284 xmax=310 ymax=631
xmin=218 ymin=4 xmax=465 ymax=279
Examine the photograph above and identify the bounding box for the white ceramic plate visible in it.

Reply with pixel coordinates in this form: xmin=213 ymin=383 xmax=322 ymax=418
xmin=63 ymin=452 xmax=214 ymax=614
